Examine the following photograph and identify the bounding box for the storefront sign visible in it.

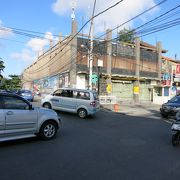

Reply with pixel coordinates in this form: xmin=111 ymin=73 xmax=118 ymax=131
xmin=162 ymin=80 xmax=171 ymax=86
xmin=176 ymin=64 xmax=180 ymax=75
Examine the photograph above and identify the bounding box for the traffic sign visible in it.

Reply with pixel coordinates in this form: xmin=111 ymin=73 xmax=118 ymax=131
xmin=91 ymin=74 xmax=98 ymax=83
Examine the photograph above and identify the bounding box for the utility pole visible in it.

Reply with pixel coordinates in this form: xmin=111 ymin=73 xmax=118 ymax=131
xmin=134 ymin=38 xmax=140 ymax=103
xmin=70 ymin=1 xmax=77 ymax=88
xmin=106 ymin=29 xmax=112 ymax=94
xmin=89 ymin=19 xmax=94 ymax=90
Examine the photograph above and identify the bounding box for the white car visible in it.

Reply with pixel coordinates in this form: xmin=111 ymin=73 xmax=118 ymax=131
xmin=0 ymin=92 xmax=61 ymax=142
xmin=41 ymin=88 xmax=100 ymax=119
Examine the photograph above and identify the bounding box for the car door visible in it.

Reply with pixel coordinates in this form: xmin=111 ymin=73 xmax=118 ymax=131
xmin=3 ymin=95 xmax=38 ymax=136
xmin=0 ymin=96 xmax=5 ymax=136
xmin=59 ymin=90 xmax=77 ymax=112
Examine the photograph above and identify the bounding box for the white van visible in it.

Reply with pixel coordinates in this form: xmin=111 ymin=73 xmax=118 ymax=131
xmin=41 ymin=88 xmax=100 ymax=118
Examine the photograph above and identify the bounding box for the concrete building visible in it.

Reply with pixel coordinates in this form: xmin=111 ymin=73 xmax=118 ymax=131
xmin=22 ymin=18 xmax=173 ymax=104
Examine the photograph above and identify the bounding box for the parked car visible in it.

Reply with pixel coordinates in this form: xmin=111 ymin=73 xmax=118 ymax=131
xmin=160 ymin=96 xmax=180 ymax=118
xmin=41 ymin=88 xmax=100 ymax=118
xmin=0 ymin=92 xmax=61 ymax=142
xmin=17 ymin=89 xmax=34 ymax=102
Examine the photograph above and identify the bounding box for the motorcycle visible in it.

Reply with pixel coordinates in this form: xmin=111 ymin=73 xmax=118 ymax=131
xmin=171 ymin=110 xmax=180 ymax=146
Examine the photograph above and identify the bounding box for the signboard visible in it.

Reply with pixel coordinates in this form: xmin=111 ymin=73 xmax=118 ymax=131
xmin=91 ymin=74 xmax=98 ymax=84
xmin=106 ymin=84 xmax=112 ymax=93
xmin=162 ymin=80 xmax=171 ymax=86
xmin=176 ymin=64 xmax=180 ymax=75
xmin=133 ymin=86 xmax=139 ymax=94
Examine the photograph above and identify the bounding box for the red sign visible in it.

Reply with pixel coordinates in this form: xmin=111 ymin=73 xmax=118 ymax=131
xmin=162 ymin=80 xmax=171 ymax=86
xmin=176 ymin=64 xmax=180 ymax=75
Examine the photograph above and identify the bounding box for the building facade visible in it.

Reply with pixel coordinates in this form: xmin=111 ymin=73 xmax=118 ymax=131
xmin=22 ymin=20 xmax=176 ymax=104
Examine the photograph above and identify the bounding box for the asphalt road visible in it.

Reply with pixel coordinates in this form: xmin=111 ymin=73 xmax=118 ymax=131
xmin=0 ymin=107 xmax=180 ymax=180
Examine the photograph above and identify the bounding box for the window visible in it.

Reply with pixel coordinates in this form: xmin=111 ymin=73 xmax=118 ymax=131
xmin=61 ymin=90 xmax=73 ymax=98
xmin=76 ymin=91 xmax=90 ymax=100
xmin=93 ymin=92 xmax=98 ymax=100
xmin=164 ymin=87 xmax=169 ymax=97
xmin=4 ymin=96 xmax=29 ymax=110
xmin=53 ymin=89 xmax=63 ymax=96
xmin=170 ymin=96 xmax=180 ymax=103
xmin=154 ymin=87 xmax=162 ymax=96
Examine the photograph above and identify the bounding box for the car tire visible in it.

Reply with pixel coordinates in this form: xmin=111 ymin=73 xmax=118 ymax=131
xmin=43 ymin=102 xmax=52 ymax=109
xmin=78 ymin=108 xmax=87 ymax=119
xmin=39 ymin=121 xmax=57 ymax=140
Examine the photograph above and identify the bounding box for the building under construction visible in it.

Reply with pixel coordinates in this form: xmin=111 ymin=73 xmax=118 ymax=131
xmin=22 ymin=18 xmax=165 ymax=103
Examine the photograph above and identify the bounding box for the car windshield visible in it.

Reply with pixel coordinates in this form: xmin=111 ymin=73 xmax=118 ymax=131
xmin=169 ymin=96 xmax=180 ymax=103
xmin=20 ymin=90 xmax=32 ymax=94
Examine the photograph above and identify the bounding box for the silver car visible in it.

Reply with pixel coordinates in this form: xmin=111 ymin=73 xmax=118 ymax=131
xmin=41 ymin=88 xmax=100 ymax=118
xmin=0 ymin=92 xmax=61 ymax=142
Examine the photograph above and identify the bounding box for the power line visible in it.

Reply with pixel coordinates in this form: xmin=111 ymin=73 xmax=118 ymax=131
xmin=59 ymin=0 xmax=124 ymax=53
xmin=23 ymin=0 xmax=125 ymax=73
xmin=95 ymin=0 xmax=168 ymax=40
xmin=24 ymin=0 xmax=174 ymax=77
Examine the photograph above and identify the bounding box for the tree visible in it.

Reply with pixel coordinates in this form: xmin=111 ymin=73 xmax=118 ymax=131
xmin=118 ymin=28 xmax=136 ymax=43
xmin=0 ymin=58 xmax=5 ymax=74
xmin=0 ymin=75 xmax=21 ymax=90
xmin=0 ymin=58 xmax=5 ymax=83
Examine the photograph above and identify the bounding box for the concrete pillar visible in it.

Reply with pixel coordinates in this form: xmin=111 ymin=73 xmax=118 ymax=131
xmin=156 ymin=41 xmax=162 ymax=80
xmin=134 ymin=38 xmax=140 ymax=103
xmin=70 ymin=20 xmax=77 ymax=88
xmin=106 ymin=29 xmax=112 ymax=94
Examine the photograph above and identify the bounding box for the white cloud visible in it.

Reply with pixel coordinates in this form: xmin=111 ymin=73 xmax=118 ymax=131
xmin=0 ymin=20 xmax=14 ymax=38
xmin=26 ymin=31 xmax=55 ymax=52
xmin=10 ymin=32 xmax=56 ymax=65
xmin=52 ymin=0 xmax=158 ymax=33
xmin=10 ymin=49 xmax=34 ymax=62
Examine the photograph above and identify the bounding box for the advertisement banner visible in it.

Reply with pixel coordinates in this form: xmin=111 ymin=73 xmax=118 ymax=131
xmin=176 ymin=64 xmax=180 ymax=76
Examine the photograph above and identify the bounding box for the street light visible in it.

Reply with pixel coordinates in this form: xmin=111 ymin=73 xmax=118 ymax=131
xmin=81 ymin=44 xmax=93 ymax=90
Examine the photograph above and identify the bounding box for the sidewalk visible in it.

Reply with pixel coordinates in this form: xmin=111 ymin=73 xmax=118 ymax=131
xmin=101 ymin=102 xmax=162 ymax=117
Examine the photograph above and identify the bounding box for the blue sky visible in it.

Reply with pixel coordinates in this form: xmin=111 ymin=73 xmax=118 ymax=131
xmin=0 ymin=0 xmax=179 ymax=78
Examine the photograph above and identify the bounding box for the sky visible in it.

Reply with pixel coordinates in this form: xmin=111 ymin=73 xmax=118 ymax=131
xmin=0 ymin=0 xmax=179 ymax=78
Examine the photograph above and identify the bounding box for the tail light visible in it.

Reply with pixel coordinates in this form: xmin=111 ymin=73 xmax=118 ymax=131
xmin=90 ymin=101 xmax=96 ymax=107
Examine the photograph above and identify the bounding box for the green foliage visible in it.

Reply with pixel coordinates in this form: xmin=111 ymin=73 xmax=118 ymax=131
xmin=0 ymin=74 xmax=21 ymax=90
xmin=118 ymin=28 xmax=136 ymax=43
xmin=0 ymin=59 xmax=5 ymax=73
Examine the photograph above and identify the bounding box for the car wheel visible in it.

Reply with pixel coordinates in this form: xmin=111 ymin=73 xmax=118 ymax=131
xmin=43 ymin=102 xmax=52 ymax=109
xmin=172 ymin=134 xmax=179 ymax=146
xmin=39 ymin=121 xmax=57 ymax=140
xmin=78 ymin=108 xmax=87 ymax=119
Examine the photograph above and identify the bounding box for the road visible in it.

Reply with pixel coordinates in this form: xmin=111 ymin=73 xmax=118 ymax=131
xmin=0 ymin=103 xmax=179 ymax=180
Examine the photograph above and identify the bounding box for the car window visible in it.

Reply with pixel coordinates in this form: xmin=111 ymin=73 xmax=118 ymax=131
xmin=76 ymin=91 xmax=90 ymax=100
xmin=93 ymin=92 xmax=98 ymax=100
xmin=4 ymin=96 xmax=30 ymax=110
xmin=169 ymin=96 xmax=180 ymax=103
xmin=53 ymin=89 xmax=63 ymax=96
xmin=61 ymin=90 xmax=73 ymax=98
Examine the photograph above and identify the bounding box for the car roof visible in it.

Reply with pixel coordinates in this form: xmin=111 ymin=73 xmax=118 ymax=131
xmin=0 ymin=91 xmax=20 ymax=97
xmin=0 ymin=92 xmax=31 ymax=103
